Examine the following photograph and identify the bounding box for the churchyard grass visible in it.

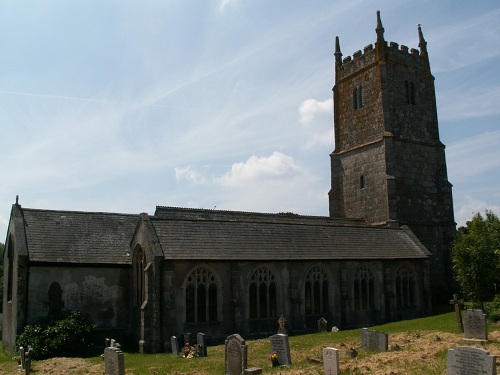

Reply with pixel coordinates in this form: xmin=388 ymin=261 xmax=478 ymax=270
xmin=0 ymin=311 xmax=498 ymax=374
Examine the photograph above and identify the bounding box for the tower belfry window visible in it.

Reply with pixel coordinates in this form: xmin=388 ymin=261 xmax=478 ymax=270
xmin=353 ymin=85 xmax=364 ymax=109
xmin=405 ymin=81 xmax=416 ymax=105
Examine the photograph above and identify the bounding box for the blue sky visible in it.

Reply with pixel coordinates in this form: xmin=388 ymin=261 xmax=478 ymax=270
xmin=1 ymin=0 xmax=500 ymax=238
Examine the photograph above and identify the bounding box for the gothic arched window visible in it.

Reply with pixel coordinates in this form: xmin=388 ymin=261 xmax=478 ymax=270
xmin=353 ymin=265 xmax=375 ymax=311
xmin=395 ymin=265 xmax=416 ymax=307
xmin=353 ymin=85 xmax=364 ymax=109
xmin=185 ymin=266 xmax=219 ymax=323
xmin=134 ymin=246 xmax=146 ymax=307
xmin=249 ymin=266 xmax=277 ymax=319
xmin=304 ymin=265 xmax=329 ymax=315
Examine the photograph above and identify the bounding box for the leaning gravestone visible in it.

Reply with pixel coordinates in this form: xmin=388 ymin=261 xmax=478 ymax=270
xmin=446 ymin=346 xmax=497 ymax=375
xmin=269 ymin=333 xmax=292 ymax=366
xmin=197 ymin=332 xmax=207 ymax=357
xmin=104 ymin=346 xmax=125 ymax=375
xmin=463 ymin=309 xmax=488 ymax=340
xmin=171 ymin=336 xmax=179 ymax=356
xmin=323 ymin=347 xmax=339 ymax=375
xmin=225 ymin=334 xmax=247 ymax=375
xmin=361 ymin=328 xmax=388 ymax=352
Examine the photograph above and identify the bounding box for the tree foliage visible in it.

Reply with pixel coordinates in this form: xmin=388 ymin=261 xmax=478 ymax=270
xmin=452 ymin=210 xmax=500 ymax=310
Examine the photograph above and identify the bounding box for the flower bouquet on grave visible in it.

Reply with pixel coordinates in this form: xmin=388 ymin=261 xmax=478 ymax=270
xmin=267 ymin=352 xmax=280 ymax=367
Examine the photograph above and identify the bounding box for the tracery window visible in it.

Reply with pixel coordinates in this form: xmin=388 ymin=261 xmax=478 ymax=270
xmin=185 ymin=267 xmax=219 ymax=323
xmin=249 ymin=266 xmax=277 ymax=319
xmin=353 ymin=265 xmax=375 ymax=310
xmin=395 ymin=265 xmax=416 ymax=307
xmin=304 ymin=265 xmax=329 ymax=315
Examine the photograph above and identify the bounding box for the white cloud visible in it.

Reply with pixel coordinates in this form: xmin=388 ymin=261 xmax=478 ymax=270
xmin=174 ymin=166 xmax=206 ymax=184
xmin=299 ymin=98 xmax=332 ymax=125
xmin=454 ymin=195 xmax=500 ymax=228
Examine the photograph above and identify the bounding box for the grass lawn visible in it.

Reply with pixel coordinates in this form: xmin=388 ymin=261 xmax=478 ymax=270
xmin=0 ymin=311 xmax=498 ymax=374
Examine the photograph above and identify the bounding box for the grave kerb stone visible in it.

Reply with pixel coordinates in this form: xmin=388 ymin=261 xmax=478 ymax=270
xmin=361 ymin=328 xmax=388 ymax=352
xmin=446 ymin=346 xmax=496 ymax=375
xmin=269 ymin=333 xmax=292 ymax=366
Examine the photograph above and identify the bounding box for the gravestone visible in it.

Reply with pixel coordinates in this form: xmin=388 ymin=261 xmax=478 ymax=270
xmin=361 ymin=328 xmax=388 ymax=352
xmin=25 ymin=348 xmax=33 ymax=375
xmin=171 ymin=336 xmax=179 ymax=356
xmin=184 ymin=332 xmax=192 ymax=345
xmin=446 ymin=346 xmax=496 ymax=375
xmin=105 ymin=338 xmax=111 ymax=348
xmin=323 ymin=347 xmax=339 ymax=375
xmin=269 ymin=333 xmax=292 ymax=366
xmin=463 ymin=309 xmax=488 ymax=340
xmin=317 ymin=317 xmax=328 ymax=332
xmin=278 ymin=315 xmax=287 ymax=334
xmin=19 ymin=346 xmax=25 ymax=369
xmin=104 ymin=346 xmax=125 ymax=375
xmin=449 ymin=294 xmax=464 ymax=333
xmin=225 ymin=334 xmax=247 ymax=375
xmin=197 ymin=332 xmax=207 ymax=357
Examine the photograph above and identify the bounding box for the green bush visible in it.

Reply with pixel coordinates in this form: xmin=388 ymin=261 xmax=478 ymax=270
xmin=485 ymin=294 xmax=500 ymax=322
xmin=17 ymin=311 xmax=95 ymax=360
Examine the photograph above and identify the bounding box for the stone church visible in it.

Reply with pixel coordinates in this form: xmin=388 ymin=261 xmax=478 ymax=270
xmin=3 ymin=12 xmax=455 ymax=353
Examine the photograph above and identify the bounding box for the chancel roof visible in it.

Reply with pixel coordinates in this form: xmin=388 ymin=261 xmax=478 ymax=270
xmin=21 ymin=208 xmax=138 ymax=264
xmin=150 ymin=207 xmax=430 ymax=260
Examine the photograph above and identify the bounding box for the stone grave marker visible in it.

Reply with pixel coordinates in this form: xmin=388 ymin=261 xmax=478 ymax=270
xmin=269 ymin=333 xmax=292 ymax=366
xmin=278 ymin=315 xmax=287 ymax=334
xmin=449 ymin=294 xmax=464 ymax=332
xmin=361 ymin=328 xmax=388 ymax=352
xmin=463 ymin=309 xmax=488 ymax=340
xmin=171 ymin=336 xmax=179 ymax=356
xmin=317 ymin=317 xmax=328 ymax=332
xmin=105 ymin=338 xmax=111 ymax=348
xmin=184 ymin=332 xmax=192 ymax=346
xmin=225 ymin=334 xmax=247 ymax=375
xmin=19 ymin=346 xmax=25 ymax=369
xmin=25 ymin=347 xmax=33 ymax=375
xmin=323 ymin=347 xmax=339 ymax=375
xmin=446 ymin=346 xmax=496 ymax=375
xmin=104 ymin=346 xmax=125 ymax=375
xmin=197 ymin=332 xmax=207 ymax=357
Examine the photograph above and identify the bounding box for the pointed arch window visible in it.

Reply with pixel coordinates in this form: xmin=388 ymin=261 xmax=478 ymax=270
xmin=395 ymin=265 xmax=416 ymax=307
xmin=134 ymin=247 xmax=146 ymax=307
xmin=353 ymin=265 xmax=375 ymax=310
xmin=249 ymin=266 xmax=277 ymax=319
xmin=185 ymin=267 xmax=219 ymax=323
xmin=304 ymin=265 xmax=329 ymax=315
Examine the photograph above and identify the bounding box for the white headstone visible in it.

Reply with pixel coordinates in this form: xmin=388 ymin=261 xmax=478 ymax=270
xmin=269 ymin=333 xmax=292 ymax=366
xmin=323 ymin=347 xmax=339 ymax=375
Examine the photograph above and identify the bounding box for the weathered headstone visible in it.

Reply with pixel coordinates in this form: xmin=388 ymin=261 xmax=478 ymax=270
xmin=197 ymin=332 xmax=207 ymax=357
xmin=361 ymin=328 xmax=388 ymax=352
xmin=105 ymin=338 xmax=111 ymax=348
xmin=19 ymin=346 xmax=25 ymax=369
xmin=278 ymin=315 xmax=287 ymax=334
xmin=317 ymin=317 xmax=328 ymax=332
xmin=463 ymin=309 xmax=488 ymax=340
xmin=446 ymin=346 xmax=496 ymax=375
xmin=323 ymin=347 xmax=339 ymax=375
xmin=104 ymin=346 xmax=125 ymax=375
xmin=269 ymin=333 xmax=292 ymax=366
xmin=184 ymin=332 xmax=192 ymax=345
xmin=25 ymin=348 xmax=33 ymax=375
xmin=449 ymin=294 xmax=464 ymax=333
xmin=225 ymin=334 xmax=247 ymax=375
xmin=171 ymin=336 xmax=179 ymax=356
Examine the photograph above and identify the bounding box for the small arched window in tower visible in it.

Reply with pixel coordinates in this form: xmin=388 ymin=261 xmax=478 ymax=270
xmin=304 ymin=265 xmax=329 ymax=316
xmin=353 ymin=265 xmax=375 ymax=311
xmin=405 ymin=81 xmax=416 ymax=105
xmin=185 ymin=266 xmax=220 ymax=323
xmin=249 ymin=266 xmax=277 ymax=319
xmin=360 ymin=175 xmax=365 ymax=189
xmin=395 ymin=265 xmax=416 ymax=307
xmin=353 ymin=85 xmax=364 ymax=110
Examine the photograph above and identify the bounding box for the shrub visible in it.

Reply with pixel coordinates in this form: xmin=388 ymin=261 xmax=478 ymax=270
xmin=17 ymin=311 xmax=95 ymax=360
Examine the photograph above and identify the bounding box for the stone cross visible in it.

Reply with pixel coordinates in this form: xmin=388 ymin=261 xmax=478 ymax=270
xmin=449 ymin=294 xmax=464 ymax=333
xmin=278 ymin=315 xmax=287 ymax=334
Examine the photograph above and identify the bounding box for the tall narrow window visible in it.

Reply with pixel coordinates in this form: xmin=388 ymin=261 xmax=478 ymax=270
xmin=405 ymin=81 xmax=416 ymax=105
xmin=185 ymin=266 xmax=220 ymax=323
xmin=396 ymin=265 xmax=416 ymax=307
xmin=360 ymin=175 xmax=365 ymax=189
xmin=304 ymin=266 xmax=329 ymax=315
xmin=134 ymin=247 xmax=146 ymax=307
xmin=353 ymin=85 xmax=364 ymax=109
xmin=353 ymin=265 xmax=375 ymax=310
xmin=249 ymin=267 xmax=277 ymax=319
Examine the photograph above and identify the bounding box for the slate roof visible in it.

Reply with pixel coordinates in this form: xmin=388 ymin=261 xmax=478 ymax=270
xmin=150 ymin=207 xmax=430 ymax=261
xmin=21 ymin=208 xmax=138 ymax=265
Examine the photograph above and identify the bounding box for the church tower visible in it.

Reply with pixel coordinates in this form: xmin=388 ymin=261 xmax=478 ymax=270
xmin=329 ymin=12 xmax=456 ymax=298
